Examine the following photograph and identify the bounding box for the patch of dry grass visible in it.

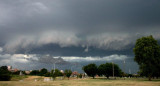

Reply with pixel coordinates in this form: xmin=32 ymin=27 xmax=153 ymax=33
xmin=0 ymin=76 xmax=160 ymax=86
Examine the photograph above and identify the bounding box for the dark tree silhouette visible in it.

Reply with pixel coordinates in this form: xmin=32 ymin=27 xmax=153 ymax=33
xmin=98 ymin=62 xmax=121 ymax=79
xmin=0 ymin=66 xmax=11 ymax=81
xmin=64 ymin=69 xmax=72 ymax=80
xmin=83 ymin=63 xmax=97 ymax=79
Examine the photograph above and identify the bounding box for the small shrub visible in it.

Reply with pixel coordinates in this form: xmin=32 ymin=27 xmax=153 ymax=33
xmin=78 ymin=74 xmax=82 ymax=78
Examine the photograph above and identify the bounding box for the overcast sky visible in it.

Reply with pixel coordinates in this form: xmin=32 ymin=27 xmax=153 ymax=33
xmin=0 ymin=0 xmax=160 ymax=73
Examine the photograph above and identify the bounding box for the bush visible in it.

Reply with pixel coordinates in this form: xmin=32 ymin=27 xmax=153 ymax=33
xmin=78 ymin=74 xmax=82 ymax=78
xmin=39 ymin=68 xmax=48 ymax=76
xmin=0 ymin=74 xmax=11 ymax=81
xmin=45 ymin=72 xmax=51 ymax=77
xmin=30 ymin=70 xmax=40 ymax=75
xmin=0 ymin=66 xmax=12 ymax=81
xmin=12 ymin=71 xmax=20 ymax=75
xmin=50 ymin=69 xmax=63 ymax=79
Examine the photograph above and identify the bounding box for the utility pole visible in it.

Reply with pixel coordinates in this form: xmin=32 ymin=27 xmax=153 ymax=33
xmin=54 ymin=63 xmax=55 ymax=73
xmin=129 ymin=69 xmax=131 ymax=74
xmin=123 ymin=60 xmax=125 ymax=73
xmin=112 ymin=62 xmax=114 ymax=79
xmin=53 ymin=60 xmax=60 ymax=73
xmin=123 ymin=60 xmax=125 ymax=79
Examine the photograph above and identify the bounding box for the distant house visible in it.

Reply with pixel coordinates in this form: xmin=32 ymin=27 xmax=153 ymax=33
xmin=60 ymin=70 xmax=64 ymax=73
xmin=7 ymin=66 xmax=12 ymax=70
xmin=25 ymin=70 xmax=31 ymax=74
xmin=72 ymin=71 xmax=79 ymax=77
xmin=72 ymin=71 xmax=78 ymax=75
xmin=7 ymin=66 xmax=19 ymax=72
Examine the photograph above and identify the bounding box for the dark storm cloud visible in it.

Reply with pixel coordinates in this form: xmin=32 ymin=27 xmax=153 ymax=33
xmin=26 ymin=44 xmax=133 ymax=57
xmin=0 ymin=0 xmax=160 ymax=55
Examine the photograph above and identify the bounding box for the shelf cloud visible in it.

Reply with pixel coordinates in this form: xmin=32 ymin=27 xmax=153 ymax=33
xmin=0 ymin=0 xmax=160 ymax=54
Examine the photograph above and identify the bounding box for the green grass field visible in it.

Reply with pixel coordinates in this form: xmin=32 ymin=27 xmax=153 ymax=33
xmin=0 ymin=76 xmax=160 ymax=86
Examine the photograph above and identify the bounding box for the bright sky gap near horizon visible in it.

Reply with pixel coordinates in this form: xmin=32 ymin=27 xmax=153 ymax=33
xmin=0 ymin=0 xmax=160 ymax=73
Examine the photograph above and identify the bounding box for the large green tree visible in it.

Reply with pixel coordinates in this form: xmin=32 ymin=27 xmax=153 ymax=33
xmin=39 ymin=68 xmax=48 ymax=76
xmin=51 ymin=69 xmax=63 ymax=79
xmin=83 ymin=63 xmax=97 ymax=79
xmin=133 ymin=35 xmax=160 ymax=80
xmin=53 ymin=69 xmax=63 ymax=76
xmin=98 ymin=62 xmax=121 ymax=79
xmin=64 ymin=69 xmax=72 ymax=80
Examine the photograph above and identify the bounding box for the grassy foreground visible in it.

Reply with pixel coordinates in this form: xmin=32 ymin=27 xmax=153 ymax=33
xmin=0 ymin=76 xmax=160 ymax=86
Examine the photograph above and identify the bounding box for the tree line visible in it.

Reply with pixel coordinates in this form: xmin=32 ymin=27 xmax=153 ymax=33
xmin=30 ymin=68 xmax=83 ymax=80
xmin=83 ymin=62 xmax=122 ymax=79
xmin=0 ymin=66 xmax=73 ymax=81
xmin=27 ymin=68 xmax=73 ymax=80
